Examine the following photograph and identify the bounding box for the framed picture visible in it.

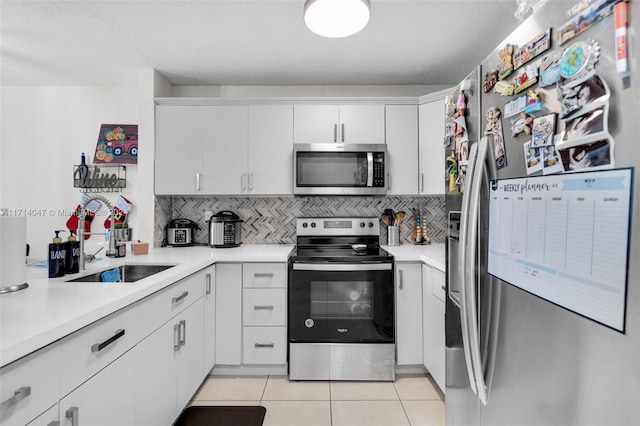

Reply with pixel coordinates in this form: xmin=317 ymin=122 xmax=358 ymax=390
xmin=94 ymin=124 xmax=138 ymax=165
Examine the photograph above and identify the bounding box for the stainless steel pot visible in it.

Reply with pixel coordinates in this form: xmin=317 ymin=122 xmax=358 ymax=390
xmin=166 ymin=218 xmax=199 ymax=246
xmin=208 ymin=211 xmax=243 ymax=248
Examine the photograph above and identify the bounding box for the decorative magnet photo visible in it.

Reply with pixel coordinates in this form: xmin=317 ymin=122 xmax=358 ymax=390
xmin=524 ymin=89 xmax=542 ymax=114
xmin=560 ymin=39 xmax=601 ymax=80
xmin=483 ymin=70 xmax=499 ymax=93
xmin=539 ymin=50 xmax=562 ymax=87
xmin=557 ymin=70 xmax=609 ymax=118
xmin=524 ymin=141 xmax=543 ymax=175
xmin=504 ymin=95 xmax=527 ymax=118
xmin=497 ymin=44 xmax=515 ymax=80
xmin=513 ymin=63 xmax=538 ymax=94
xmin=557 ymin=138 xmax=613 ymax=172
xmin=531 ymin=113 xmax=556 ymax=147
xmin=542 ymin=138 xmax=564 ymax=176
xmin=558 ymin=0 xmax=618 ymax=45
xmin=562 ymin=106 xmax=607 ymax=141
xmin=513 ymin=28 xmax=551 ymax=70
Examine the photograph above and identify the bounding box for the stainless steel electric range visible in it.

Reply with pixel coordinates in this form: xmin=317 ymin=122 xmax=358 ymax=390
xmin=288 ymin=217 xmax=395 ymax=381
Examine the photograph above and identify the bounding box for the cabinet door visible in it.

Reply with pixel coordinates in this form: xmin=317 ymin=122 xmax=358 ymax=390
xmin=423 ymin=265 xmax=446 ymax=393
xmin=202 ymin=106 xmax=248 ymax=194
xmin=60 ymin=349 xmax=136 ymax=426
xmin=418 ymin=100 xmax=446 ymax=195
xmin=215 ymin=264 xmax=242 ymax=365
xmin=176 ymin=298 xmax=205 ymax=412
xmin=248 ymin=104 xmax=294 ymax=194
xmin=293 ymin=104 xmax=339 ymax=143
xmin=135 ymin=320 xmax=177 ymax=426
xmin=203 ymin=266 xmax=216 ymax=375
xmin=396 ymin=263 xmax=423 ymax=365
xmin=338 ymin=104 xmax=385 ymax=144
xmin=385 ymin=105 xmax=419 ymax=194
xmin=155 ymin=105 xmax=203 ymax=195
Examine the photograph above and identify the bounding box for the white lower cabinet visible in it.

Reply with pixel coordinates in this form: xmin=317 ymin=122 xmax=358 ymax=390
xmin=25 ymin=404 xmax=58 ymax=426
xmin=59 ymin=348 xmax=136 ymax=426
xmin=176 ymin=299 xmax=205 ymax=411
xmin=423 ymin=265 xmax=446 ymax=393
xmin=203 ymin=266 xmax=216 ymax=375
xmin=395 ymin=263 xmax=423 ymax=365
xmin=215 ymin=264 xmax=243 ymax=365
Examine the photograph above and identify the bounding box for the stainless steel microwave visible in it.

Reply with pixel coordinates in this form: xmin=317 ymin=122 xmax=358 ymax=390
xmin=293 ymin=143 xmax=386 ymax=195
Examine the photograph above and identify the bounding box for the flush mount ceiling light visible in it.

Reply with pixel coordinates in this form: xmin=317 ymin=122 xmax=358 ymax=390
xmin=304 ymin=0 xmax=371 ymax=38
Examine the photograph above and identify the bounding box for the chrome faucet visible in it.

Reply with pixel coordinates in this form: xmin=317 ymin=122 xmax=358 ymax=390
xmin=77 ymin=194 xmax=116 ymax=270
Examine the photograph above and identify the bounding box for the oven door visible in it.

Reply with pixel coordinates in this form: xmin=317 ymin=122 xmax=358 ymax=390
xmin=288 ymin=262 xmax=394 ymax=343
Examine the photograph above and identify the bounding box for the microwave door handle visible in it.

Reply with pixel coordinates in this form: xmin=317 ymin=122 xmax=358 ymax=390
xmin=367 ymin=153 xmax=374 ymax=187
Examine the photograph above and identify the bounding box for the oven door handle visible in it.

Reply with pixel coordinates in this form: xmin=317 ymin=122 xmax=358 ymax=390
xmin=292 ymin=263 xmax=392 ymax=271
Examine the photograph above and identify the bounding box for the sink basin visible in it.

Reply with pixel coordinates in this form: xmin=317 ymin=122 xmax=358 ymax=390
xmin=66 ymin=264 xmax=175 ymax=283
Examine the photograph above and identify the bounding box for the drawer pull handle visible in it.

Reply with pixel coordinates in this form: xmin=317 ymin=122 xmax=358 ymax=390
xmin=254 ymin=273 xmax=274 ymax=278
xmin=0 ymin=386 xmax=31 ymax=409
xmin=91 ymin=329 xmax=125 ymax=352
xmin=254 ymin=305 xmax=274 ymax=310
xmin=66 ymin=407 xmax=79 ymax=426
xmin=172 ymin=291 xmax=189 ymax=304
xmin=179 ymin=319 xmax=187 ymax=347
xmin=255 ymin=343 xmax=275 ymax=348
xmin=47 ymin=422 xmax=61 ymax=426
xmin=206 ymin=273 xmax=212 ymax=295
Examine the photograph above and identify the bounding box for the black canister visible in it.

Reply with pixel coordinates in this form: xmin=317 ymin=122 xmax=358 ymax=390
xmin=64 ymin=232 xmax=80 ymax=274
xmin=48 ymin=230 xmax=66 ymax=278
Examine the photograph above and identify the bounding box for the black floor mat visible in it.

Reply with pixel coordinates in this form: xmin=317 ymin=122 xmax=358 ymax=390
xmin=174 ymin=406 xmax=266 ymax=426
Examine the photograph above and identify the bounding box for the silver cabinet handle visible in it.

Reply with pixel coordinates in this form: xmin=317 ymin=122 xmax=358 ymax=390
xmin=248 ymin=172 xmax=254 ymax=191
xmin=91 ymin=329 xmax=125 ymax=352
xmin=254 ymin=272 xmax=274 ymax=278
xmin=172 ymin=290 xmax=188 ymax=304
xmin=420 ymin=173 xmax=424 ymax=193
xmin=47 ymin=422 xmax=61 ymax=426
xmin=179 ymin=319 xmax=186 ymax=347
xmin=341 ymin=123 xmax=345 ymax=142
xmin=441 ymin=285 xmax=446 ymax=291
xmin=255 ymin=343 xmax=275 ymax=348
xmin=0 ymin=386 xmax=31 ymax=409
xmin=333 ymin=123 xmax=337 ymax=142
xmin=174 ymin=323 xmax=181 ymax=350
xmin=254 ymin=305 xmax=274 ymax=310
xmin=65 ymin=407 xmax=79 ymax=426
xmin=399 ymin=269 xmax=404 ymax=290
xmin=241 ymin=173 xmax=246 ymax=191
xmin=206 ymin=273 xmax=212 ymax=295
xmin=387 ymin=173 xmax=391 ymax=190
xmin=196 ymin=173 xmax=202 ymax=191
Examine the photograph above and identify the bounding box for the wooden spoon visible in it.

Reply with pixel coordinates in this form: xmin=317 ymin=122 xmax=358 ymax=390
xmin=380 ymin=214 xmax=390 ymax=227
xmin=395 ymin=211 xmax=405 ymax=225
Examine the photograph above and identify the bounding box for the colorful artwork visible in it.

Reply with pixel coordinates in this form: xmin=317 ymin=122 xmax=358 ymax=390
xmin=94 ymin=124 xmax=138 ymax=165
xmin=560 ymin=39 xmax=600 ymax=80
xmin=513 ymin=63 xmax=538 ymax=94
xmin=558 ymin=0 xmax=618 ymax=45
xmin=483 ymin=70 xmax=499 ymax=93
xmin=513 ymin=29 xmax=551 ymax=70
xmin=485 ymin=107 xmax=507 ymax=169
xmin=497 ymin=44 xmax=515 ymax=80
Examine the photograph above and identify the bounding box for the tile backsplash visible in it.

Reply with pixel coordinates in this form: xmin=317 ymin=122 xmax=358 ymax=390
xmin=154 ymin=195 xmax=445 ymax=247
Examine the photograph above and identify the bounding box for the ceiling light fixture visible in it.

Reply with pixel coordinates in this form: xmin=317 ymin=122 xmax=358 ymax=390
xmin=304 ymin=0 xmax=371 ymax=38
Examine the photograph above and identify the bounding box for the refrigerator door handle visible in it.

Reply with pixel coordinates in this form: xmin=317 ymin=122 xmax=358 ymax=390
xmin=466 ymin=136 xmax=490 ymax=406
xmin=458 ymin=140 xmax=479 ymax=396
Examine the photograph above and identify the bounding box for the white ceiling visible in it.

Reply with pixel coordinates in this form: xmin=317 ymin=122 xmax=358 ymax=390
xmin=1 ymin=0 xmax=524 ymax=87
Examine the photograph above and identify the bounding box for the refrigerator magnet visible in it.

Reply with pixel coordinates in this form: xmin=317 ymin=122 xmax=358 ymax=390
xmin=512 ymin=29 xmax=551 ymax=70
xmin=497 ymin=44 xmax=515 ymax=80
xmin=524 ymin=141 xmax=543 ymax=174
xmin=538 ymin=50 xmax=562 ymax=87
xmin=531 ymin=113 xmax=556 ymax=147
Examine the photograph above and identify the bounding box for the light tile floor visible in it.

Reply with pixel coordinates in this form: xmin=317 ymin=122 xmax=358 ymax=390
xmin=190 ymin=375 xmax=444 ymax=426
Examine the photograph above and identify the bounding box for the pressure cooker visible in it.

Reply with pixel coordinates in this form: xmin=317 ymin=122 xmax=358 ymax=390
xmin=166 ymin=218 xmax=199 ymax=246
xmin=208 ymin=211 xmax=243 ymax=248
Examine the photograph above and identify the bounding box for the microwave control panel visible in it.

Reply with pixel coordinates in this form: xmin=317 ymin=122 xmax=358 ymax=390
xmin=373 ymin=153 xmax=385 ymax=187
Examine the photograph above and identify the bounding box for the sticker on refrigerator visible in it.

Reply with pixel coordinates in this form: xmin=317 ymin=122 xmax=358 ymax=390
xmin=485 ymin=107 xmax=507 ymax=169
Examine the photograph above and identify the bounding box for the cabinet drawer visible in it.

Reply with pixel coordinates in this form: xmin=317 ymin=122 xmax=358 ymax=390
xmin=242 ymin=289 xmax=286 ymax=326
xmin=431 ymin=268 xmax=446 ymax=303
xmin=0 ymin=343 xmax=60 ymax=426
xmin=242 ymin=263 xmax=286 ymax=288
xmin=242 ymin=327 xmax=287 ymax=365
xmin=138 ymin=270 xmax=205 ymax=339
xmin=59 ymin=303 xmax=139 ymax=396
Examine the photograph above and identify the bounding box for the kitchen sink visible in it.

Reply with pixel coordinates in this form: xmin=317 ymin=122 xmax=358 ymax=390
xmin=66 ymin=264 xmax=175 ymax=283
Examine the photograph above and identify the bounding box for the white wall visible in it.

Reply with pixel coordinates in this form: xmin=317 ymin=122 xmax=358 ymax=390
xmin=1 ymin=86 xmax=139 ymax=260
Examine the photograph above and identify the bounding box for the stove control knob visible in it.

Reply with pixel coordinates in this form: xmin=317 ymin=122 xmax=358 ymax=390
xmin=310 ymin=222 xmax=316 ymax=228
xmin=368 ymin=222 xmax=374 ymax=228
xmin=360 ymin=222 xmax=366 ymax=228
xmin=302 ymin=222 xmax=308 ymax=228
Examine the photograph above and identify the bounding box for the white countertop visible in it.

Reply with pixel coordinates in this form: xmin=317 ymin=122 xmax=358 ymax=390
xmin=0 ymin=244 xmax=294 ymax=368
xmin=383 ymin=243 xmax=445 ymax=271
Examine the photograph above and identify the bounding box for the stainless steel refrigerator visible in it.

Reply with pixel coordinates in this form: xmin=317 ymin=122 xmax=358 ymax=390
xmin=445 ymin=1 xmax=640 ymax=425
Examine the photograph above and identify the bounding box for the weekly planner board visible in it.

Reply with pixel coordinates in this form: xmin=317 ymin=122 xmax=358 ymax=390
xmin=487 ymin=168 xmax=633 ymax=332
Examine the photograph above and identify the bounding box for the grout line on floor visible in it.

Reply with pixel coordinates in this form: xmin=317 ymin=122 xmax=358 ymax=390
xmin=260 ymin=375 xmax=269 ymax=404
xmin=393 ymin=379 xmax=412 ymax=425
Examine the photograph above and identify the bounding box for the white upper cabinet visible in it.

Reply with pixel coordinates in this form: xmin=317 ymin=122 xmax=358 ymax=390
xmin=155 ymin=105 xmax=203 ymax=195
xmin=294 ymin=104 xmax=385 ymax=144
xmin=418 ymin=93 xmax=450 ymax=195
xmin=202 ymin=105 xmax=249 ymax=194
xmin=385 ymin=104 xmax=419 ymax=195
xmin=248 ymin=104 xmax=294 ymax=194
